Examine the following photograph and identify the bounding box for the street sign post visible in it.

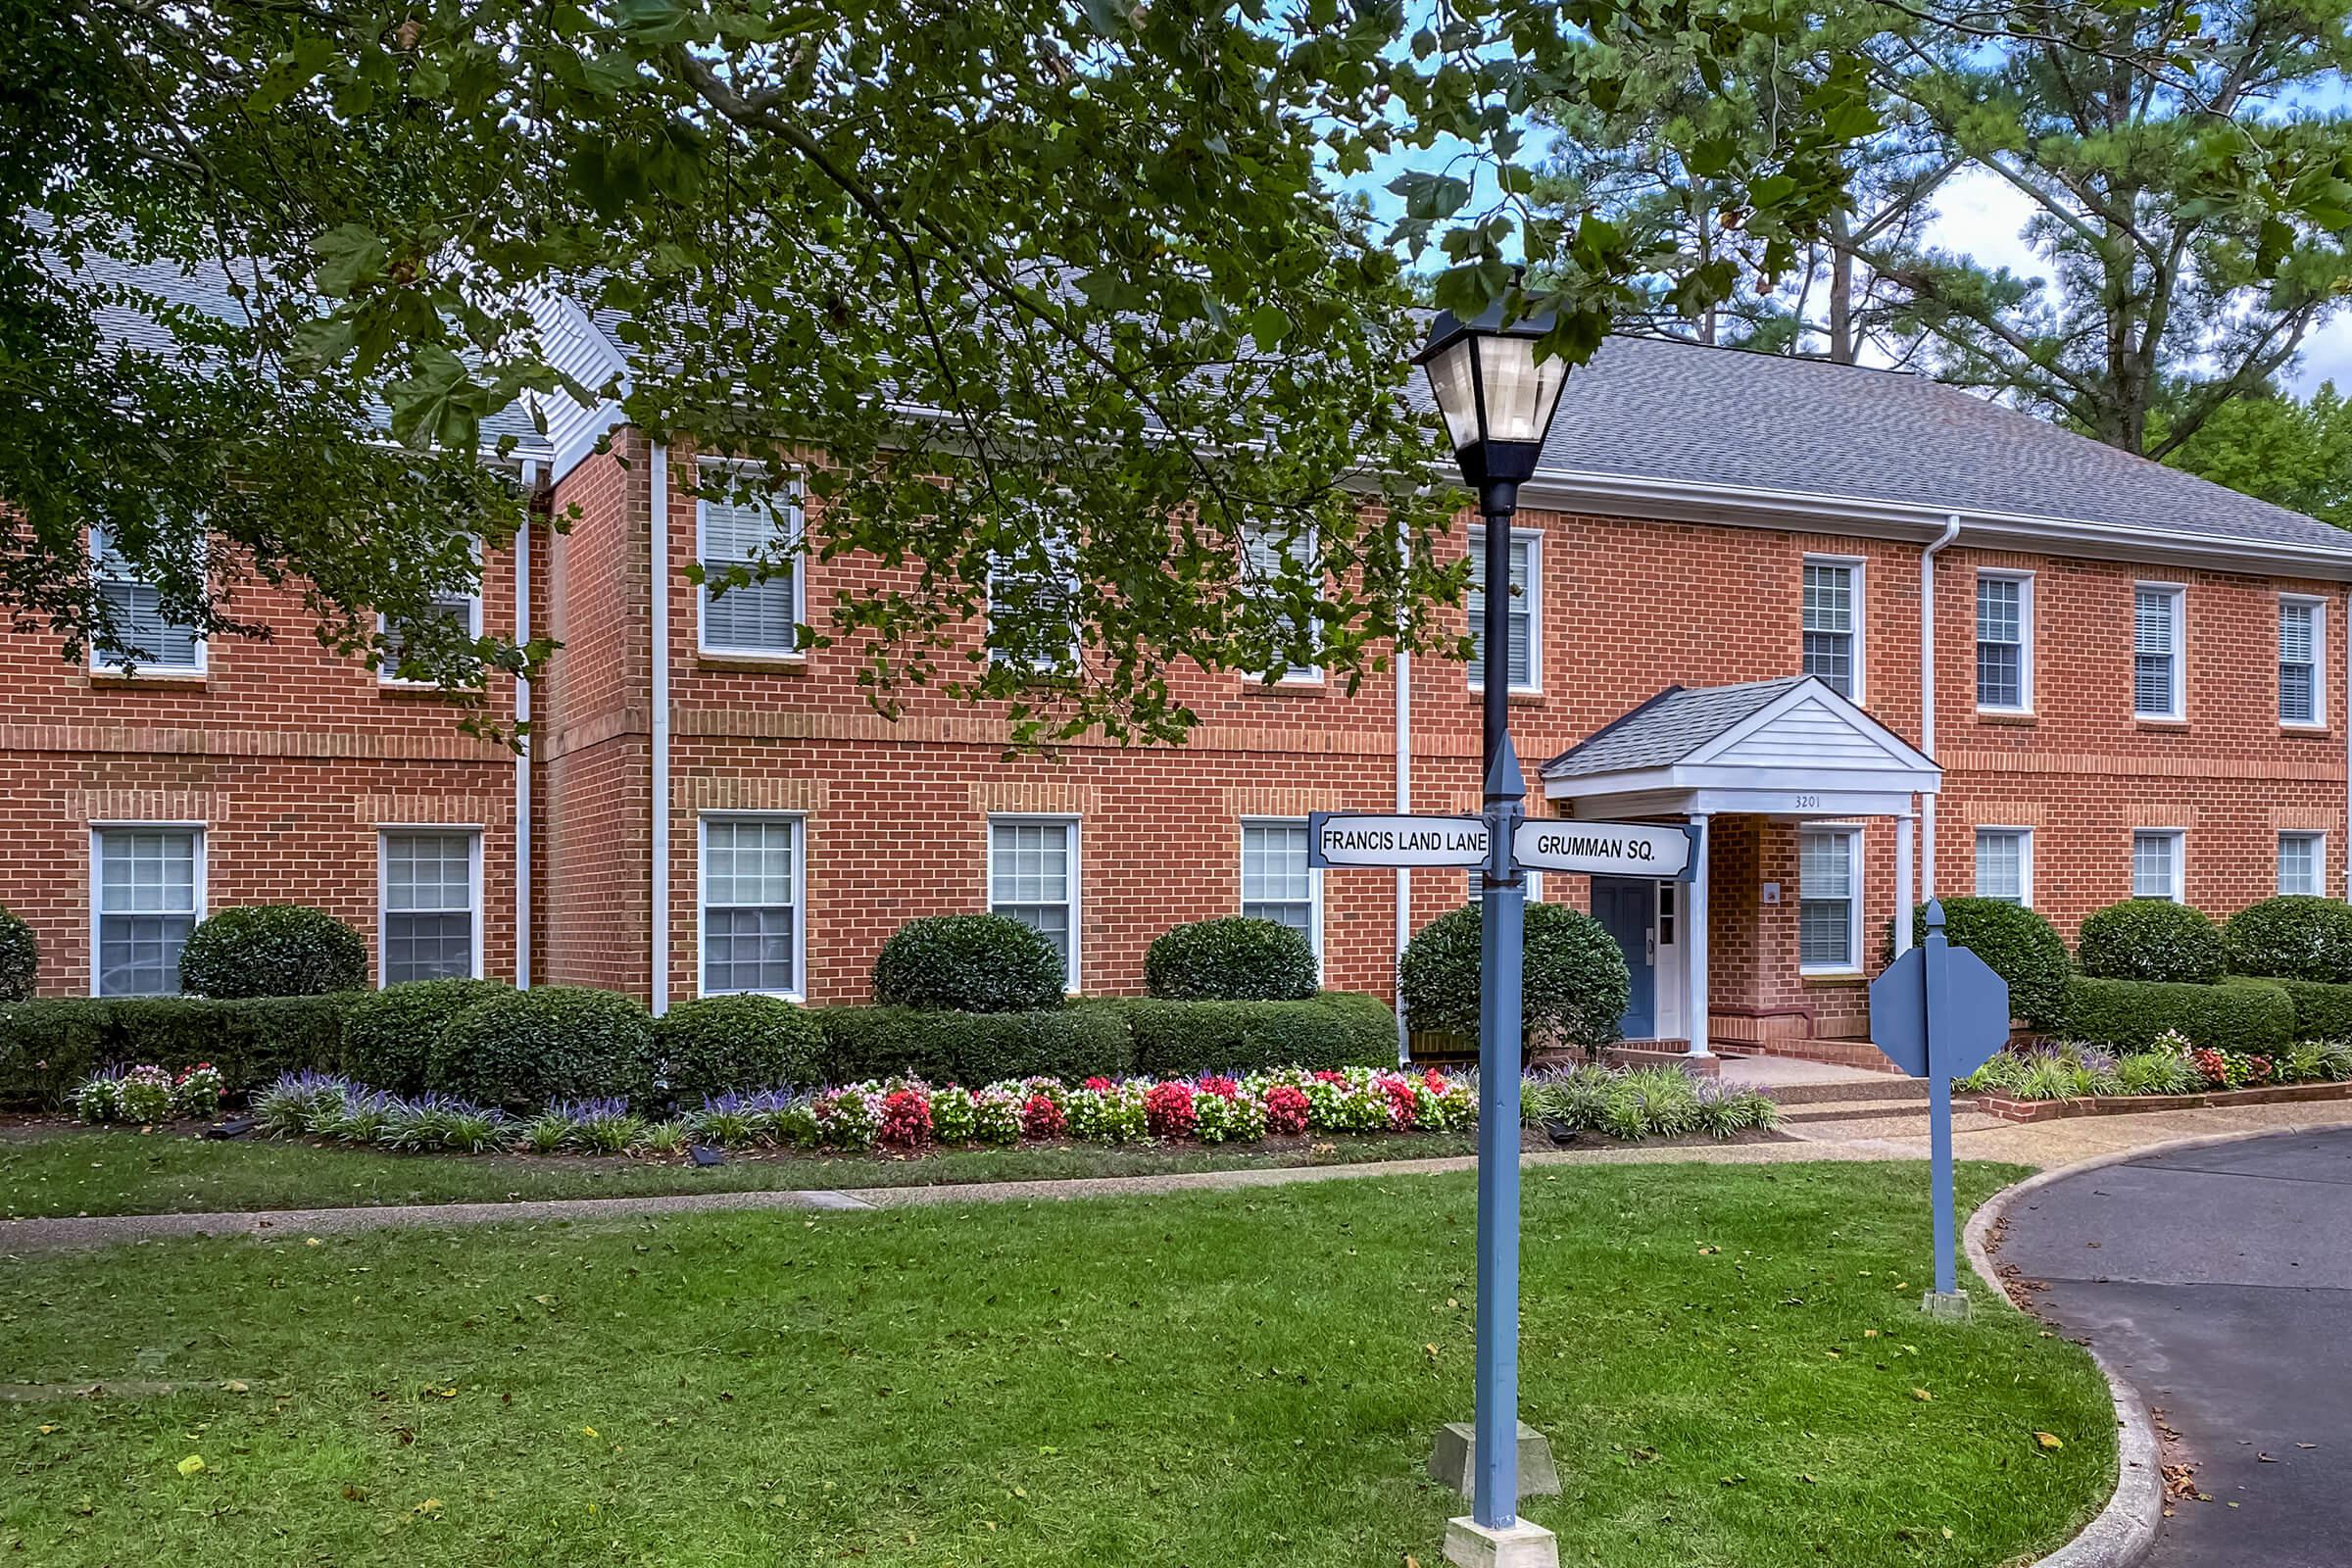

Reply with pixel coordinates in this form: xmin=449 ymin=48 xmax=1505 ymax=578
xmin=1867 ymin=899 xmax=2011 ymax=1316
xmin=1307 ymin=811 xmax=1491 ymax=869
xmin=1511 ymin=819 xmax=1697 ymax=880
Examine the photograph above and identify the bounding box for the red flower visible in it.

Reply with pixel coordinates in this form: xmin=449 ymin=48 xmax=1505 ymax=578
xmin=877 ymin=1088 xmax=933 ymax=1149
xmin=2191 ymin=1048 xmax=2230 ymax=1088
xmin=1422 ymin=1069 xmax=1448 ymax=1094
xmin=1200 ymin=1074 xmax=1240 ymax=1100
xmin=1312 ymin=1069 xmax=1345 ymax=1085
xmin=1382 ymin=1077 xmax=1420 ymax=1128
xmin=1083 ymin=1076 xmax=1112 ymax=1092
xmin=1143 ymin=1080 xmax=1199 ymax=1139
xmin=1020 ymin=1093 xmax=1067 ymax=1140
xmin=1264 ymin=1084 xmax=1310 ymax=1136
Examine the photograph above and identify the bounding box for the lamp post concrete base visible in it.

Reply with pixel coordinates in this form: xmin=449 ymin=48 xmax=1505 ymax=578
xmin=1920 ymin=1289 xmax=1974 ymax=1321
xmin=1427 ymin=1421 xmax=1561 ymax=1498
xmin=1443 ymin=1516 xmax=1559 ymax=1568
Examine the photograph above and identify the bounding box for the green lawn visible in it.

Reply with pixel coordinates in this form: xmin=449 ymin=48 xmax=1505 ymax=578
xmin=0 ymin=1127 xmax=1481 ymax=1218
xmin=0 ymin=1163 xmax=2111 ymax=1567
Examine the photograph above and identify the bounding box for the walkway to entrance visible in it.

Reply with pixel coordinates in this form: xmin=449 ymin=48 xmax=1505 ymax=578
xmin=2000 ymin=1129 xmax=2352 ymax=1568
xmin=1541 ymin=675 xmax=1943 ymax=1058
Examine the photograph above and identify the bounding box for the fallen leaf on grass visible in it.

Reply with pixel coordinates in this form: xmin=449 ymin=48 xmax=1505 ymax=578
xmin=175 ymin=1455 xmax=205 ymax=1477
xmin=1911 ymin=1389 xmax=1934 ymax=1402
xmin=2034 ymin=1432 xmax=2064 ymax=1450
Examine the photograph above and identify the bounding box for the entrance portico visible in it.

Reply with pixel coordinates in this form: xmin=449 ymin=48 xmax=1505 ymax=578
xmin=1539 ymin=676 xmax=1943 ymax=1059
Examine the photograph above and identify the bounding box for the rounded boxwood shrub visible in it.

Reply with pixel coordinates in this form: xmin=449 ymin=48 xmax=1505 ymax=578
xmin=655 ymin=993 xmax=825 ymax=1104
xmin=1144 ymin=916 xmax=1318 ymax=1002
xmin=426 ymin=985 xmax=657 ymax=1110
xmin=2223 ymin=895 xmax=2352 ymax=982
xmin=1398 ymin=902 xmax=1631 ymax=1051
xmin=2076 ymin=898 xmax=2226 ymax=985
xmin=1896 ymin=898 xmax=2071 ymax=1030
xmin=178 ymin=906 xmax=368 ymax=998
xmin=871 ymin=914 xmax=1065 ymax=1012
xmin=341 ymin=978 xmax=514 ymax=1095
xmin=0 ymin=906 xmax=34 ymax=1002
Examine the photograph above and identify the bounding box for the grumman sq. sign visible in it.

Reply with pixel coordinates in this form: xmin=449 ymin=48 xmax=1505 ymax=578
xmin=1511 ymin=820 xmax=1696 ymax=880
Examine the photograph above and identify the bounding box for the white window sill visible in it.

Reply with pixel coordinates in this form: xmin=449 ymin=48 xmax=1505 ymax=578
xmin=699 ymin=647 xmax=807 ymax=662
xmin=1799 ymin=968 xmax=1865 ymax=981
xmin=1976 ymin=706 xmax=2034 ymax=718
xmin=91 ymin=665 xmax=206 ymax=680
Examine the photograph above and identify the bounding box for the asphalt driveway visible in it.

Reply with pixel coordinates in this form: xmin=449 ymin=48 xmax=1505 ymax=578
xmin=1999 ymin=1130 xmax=2352 ymax=1568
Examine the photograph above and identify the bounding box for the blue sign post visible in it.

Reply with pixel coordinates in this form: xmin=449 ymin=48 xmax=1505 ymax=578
xmin=1867 ymin=899 xmax=2010 ymax=1313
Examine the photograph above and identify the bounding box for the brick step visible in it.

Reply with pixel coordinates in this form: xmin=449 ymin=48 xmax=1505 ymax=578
xmin=1778 ymin=1096 xmax=1936 ymax=1124
xmin=1752 ymin=1077 xmax=1930 ymax=1108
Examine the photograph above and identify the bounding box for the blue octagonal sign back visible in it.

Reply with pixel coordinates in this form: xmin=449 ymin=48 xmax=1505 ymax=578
xmin=1868 ymin=921 xmax=2011 ymax=1081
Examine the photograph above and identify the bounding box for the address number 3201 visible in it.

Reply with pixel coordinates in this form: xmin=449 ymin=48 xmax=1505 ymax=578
xmin=1791 ymin=794 xmax=1822 ymax=810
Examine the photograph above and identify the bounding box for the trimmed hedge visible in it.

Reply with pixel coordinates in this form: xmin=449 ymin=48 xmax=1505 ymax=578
xmin=1895 ymin=898 xmax=2071 ymax=1030
xmin=816 ymin=1004 xmax=1129 ymax=1086
xmin=1144 ymin=918 xmax=1319 ymax=1002
xmin=2270 ymin=978 xmax=2352 ymax=1042
xmin=0 ymin=906 xmax=34 ymax=1002
xmin=871 ymin=915 xmax=1066 ymax=1012
xmin=427 ymin=986 xmax=657 ymax=1111
xmin=340 ymin=979 xmax=515 ymax=1096
xmin=2060 ymin=975 xmax=2293 ymax=1054
xmin=0 ymin=993 xmax=363 ymax=1106
xmin=1398 ymin=902 xmax=1630 ymax=1051
xmin=656 ymin=994 xmax=826 ymax=1103
xmin=2075 ymin=899 xmax=2227 ymax=985
xmin=1107 ymin=993 xmax=1397 ymax=1076
xmin=2224 ymin=896 xmax=2352 ymax=983
xmin=179 ymin=906 xmax=369 ymax=998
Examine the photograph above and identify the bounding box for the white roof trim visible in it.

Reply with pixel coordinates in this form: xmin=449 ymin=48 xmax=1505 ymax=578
xmin=1518 ymin=466 xmax=2352 ymax=580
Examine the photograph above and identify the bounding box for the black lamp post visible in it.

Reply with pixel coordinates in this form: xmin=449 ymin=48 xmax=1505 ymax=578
xmin=1414 ymin=300 xmax=1569 ymax=1553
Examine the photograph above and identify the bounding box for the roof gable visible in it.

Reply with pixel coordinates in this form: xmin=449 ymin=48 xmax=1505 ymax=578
xmin=1541 ymin=675 xmax=1938 ymax=794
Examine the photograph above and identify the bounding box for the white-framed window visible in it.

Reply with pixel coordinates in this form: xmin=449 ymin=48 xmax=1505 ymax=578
xmin=1797 ymin=825 xmax=1862 ymax=973
xmin=1800 ymin=558 xmax=1862 ymax=700
xmin=697 ymin=462 xmax=804 ymax=657
xmin=1974 ymin=827 xmax=2033 ymax=906
xmin=1241 ymin=523 xmax=1321 ymax=682
xmin=2132 ymin=583 xmax=2185 ymax=719
xmin=1467 ymin=525 xmax=1541 ymax=693
xmin=987 ymin=530 xmax=1081 ymax=673
xmin=378 ymin=543 xmax=484 ymax=686
xmin=1463 ymin=868 xmax=1544 ymax=904
xmin=989 ymin=816 xmax=1079 ymax=991
xmin=699 ymin=815 xmax=805 ymax=999
xmin=2132 ymin=829 xmax=2185 ymax=902
xmin=90 ymin=824 xmax=204 ymax=996
xmin=89 ymin=525 xmax=204 ymax=676
xmin=2278 ymin=832 xmax=2326 ymax=897
xmin=2279 ymin=597 xmax=2325 ymax=728
xmin=379 ymin=829 xmax=482 ymax=983
xmin=1976 ymin=572 xmax=2033 ymax=713
xmin=1240 ymin=819 xmax=1321 ymax=963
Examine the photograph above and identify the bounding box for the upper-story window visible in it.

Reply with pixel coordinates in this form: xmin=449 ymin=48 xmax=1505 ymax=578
xmin=987 ymin=531 xmax=1080 ymax=673
xmin=1975 ymin=572 xmax=2033 ymax=713
xmin=2132 ymin=584 xmax=2185 ymax=720
xmin=1467 ymin=525 xmax=1540 ymax=693
xmin=379 ymin=541 xmax=482 ymax=686
xmin=90 ymin=526 xmax=204 ymax=676
xmin=2279 ymin=597 xmax=2325 ymax=728
xmin=1800 ymin=559 xmax=1861 ymax=700
xmin=1241 ymin=523 xmax=1320 ymax=683
xmin=697 ymin=463 xmax=803 ymax=657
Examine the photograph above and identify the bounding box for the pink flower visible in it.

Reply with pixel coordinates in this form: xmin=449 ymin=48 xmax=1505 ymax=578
xmin=1143 ymin=1080 xmax=1198 ymax=1139
xmin=1263 ymin=1084 xmax=1310 ymax=1136
xmin=1020 ymin=1093 xmax=1067 ymax=1140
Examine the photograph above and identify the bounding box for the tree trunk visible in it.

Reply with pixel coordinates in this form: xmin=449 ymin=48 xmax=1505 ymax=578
xmin=1828 ymin=213 xmax=1856 ymax=364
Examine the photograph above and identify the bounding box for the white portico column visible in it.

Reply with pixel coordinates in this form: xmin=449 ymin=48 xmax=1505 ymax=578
xmin=1893 ymin=803 xmax=1916 ymax=957
xmin=1686 ymin=813 xmax=1711 ymax=1059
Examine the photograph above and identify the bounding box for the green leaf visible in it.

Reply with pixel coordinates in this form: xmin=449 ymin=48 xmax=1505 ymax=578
xmin=312 ymin=224 xmax=388 ymax=297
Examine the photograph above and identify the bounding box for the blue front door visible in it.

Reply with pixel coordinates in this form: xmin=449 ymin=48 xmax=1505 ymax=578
xmin=1592 ymin=877 xmax=1656 ymax=1039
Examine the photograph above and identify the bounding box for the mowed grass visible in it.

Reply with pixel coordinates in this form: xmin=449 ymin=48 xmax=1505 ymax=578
xmin=0 ymin=1127 xmax=1481 ymax=1219
xmin=0 ymin=1163 xmax=2111 ymax=1567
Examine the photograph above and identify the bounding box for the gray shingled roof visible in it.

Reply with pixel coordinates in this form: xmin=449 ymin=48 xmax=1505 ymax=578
xmin=1534 ymin=335 xmax=2343 ymax=553
xmin=65 ymin=244 xmax=552 ymax=457
xmin=1542 ymin=676 xmax=1808 ymax=779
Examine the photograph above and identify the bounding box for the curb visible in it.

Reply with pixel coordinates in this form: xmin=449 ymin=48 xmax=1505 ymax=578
xmin=1960 ymin=1121 xmax=2352 ymax=1568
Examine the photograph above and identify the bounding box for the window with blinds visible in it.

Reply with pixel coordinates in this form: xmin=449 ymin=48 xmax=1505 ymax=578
xmin=2133 ymin=586 xmax=2182 ymax=719
xmin=1241 ymin=524 xmax=1320 ymax=682
xmin=698 ymin=465 xmax=802 ymax=656
xmin=90 ymin=526 xmax=203 ymax=674
xmin=2280 ymin=600 xmax=2321 ymax=726
xmin=1467 ymin=527 xmax=1538 ymax=691
xmin=988 ymin=530 xmax=1080 ymax=672
xmin=1976 ymin=574 xmax=2029 ymax=711
xmin=1801 ymin=561 xmax=1858 ymax=698
xmin=1797 ymin=826 xmax=1859 ymax=971
xmin=1974 ymin=828 xmax=2029 ymax=905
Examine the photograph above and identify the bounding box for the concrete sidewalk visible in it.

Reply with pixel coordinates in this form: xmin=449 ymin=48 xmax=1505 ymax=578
xmin=11 ymin=1099 xmax=2352 ymax=1250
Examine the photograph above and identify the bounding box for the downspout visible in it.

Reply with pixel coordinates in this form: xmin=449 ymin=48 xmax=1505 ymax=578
xmin=1919 ymin=514 xmax=1962 ymax=899
xmin=514 ymin=459 xmax=537 ymax=989
xmin=649 ymin=442 xmax=672 ymax=1016
xmin=1394 ymin=512 xmax=1412 ymax=1067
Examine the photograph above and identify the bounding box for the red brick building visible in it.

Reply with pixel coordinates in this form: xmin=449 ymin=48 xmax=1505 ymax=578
xmin=12 ymin=304 xmax=2351 ymax=1065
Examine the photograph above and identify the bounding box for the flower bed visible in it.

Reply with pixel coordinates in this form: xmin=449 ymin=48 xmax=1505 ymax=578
xmin=1962 ymin=1032 xmax=2352 ymax=1122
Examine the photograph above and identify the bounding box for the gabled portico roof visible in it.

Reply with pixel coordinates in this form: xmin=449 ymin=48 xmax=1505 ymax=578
xmin=1540 ymin=675 xmax=1940 ymax=820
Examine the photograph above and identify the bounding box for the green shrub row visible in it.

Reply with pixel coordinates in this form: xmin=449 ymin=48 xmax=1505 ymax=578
xmin=0 ymin=993 xmax=363 ymax=1104
xmin=2059 ymin=976 xmax=2294 ymax=1054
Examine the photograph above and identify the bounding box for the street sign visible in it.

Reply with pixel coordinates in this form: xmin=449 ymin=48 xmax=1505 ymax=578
xmin=1867 ymin=899 xmax=2012 ymax=1309
xmin=1512 ymin=820 xmax=1696 ymax=880
xmin=1306 ymin=811 xmax=1490 ymax=868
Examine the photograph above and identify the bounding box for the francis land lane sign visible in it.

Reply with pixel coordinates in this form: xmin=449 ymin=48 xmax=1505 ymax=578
xmin=1307 ymin=811 xmax=1696 ymax=877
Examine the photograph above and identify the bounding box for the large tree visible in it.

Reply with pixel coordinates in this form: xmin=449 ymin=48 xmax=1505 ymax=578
xmin=1862 ymin=0 xmax=2352 ymax=456
xmin=2164 ymin=381 xmax=2352 ymax=525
